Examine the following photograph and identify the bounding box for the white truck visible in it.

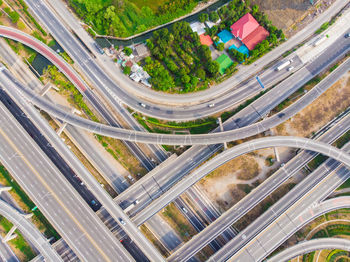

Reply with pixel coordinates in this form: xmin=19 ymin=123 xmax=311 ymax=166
xmin=123 ymin=200 xmax=139 ymax=214
xmin=276 ymin=60 xmax=291 ymax=71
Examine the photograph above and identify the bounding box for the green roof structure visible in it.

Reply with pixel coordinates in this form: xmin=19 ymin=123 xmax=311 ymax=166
xmin=216 ymin=54 xmax=233 ymax=75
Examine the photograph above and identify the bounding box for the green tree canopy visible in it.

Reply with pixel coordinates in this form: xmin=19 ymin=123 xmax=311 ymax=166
xmin=199 ymin=13 xmax=209 ymax=23
xmin=209 ymin=11 xmax=219 ymax=22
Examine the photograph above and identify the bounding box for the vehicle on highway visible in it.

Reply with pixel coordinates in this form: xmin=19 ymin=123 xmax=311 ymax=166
xmin=275 ymin=60 xmax=291 ymax=71
xmin=287 ymin=66 xmax=294 ymax=71
xmin=123 ymin=199 xmax=140 ymax=213
xmin=182 ymin=207 xmax=188 ymax=213
xmin=345 ymin=33 xmax=350 ymax=38
xmin=139 ymin=103 xmax=146 ymax=108
xmin=119 ymin=218 xmax=126 ymax=225
xmin=94 ymin=43 xmax=104 ymax=54
xmin=208 ymin=103 xmax=215 ymax=108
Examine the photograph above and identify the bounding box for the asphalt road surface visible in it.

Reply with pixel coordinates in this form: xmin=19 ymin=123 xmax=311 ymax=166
xmin=268 ymin=237 xmax=350 ymax=262
xmin=0 ymin=199 xmax=62 ymax=261
xmin=0 ymin=103 xmax=134 ymax=262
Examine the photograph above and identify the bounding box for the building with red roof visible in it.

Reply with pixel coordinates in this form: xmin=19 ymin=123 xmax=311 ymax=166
xmin=230 ymin=13 xmax=269 ymax=50
xmin=199 ymin=34 xmax=213 ymax=46
xmin=243 ymin=26 xmax=269 ymax=50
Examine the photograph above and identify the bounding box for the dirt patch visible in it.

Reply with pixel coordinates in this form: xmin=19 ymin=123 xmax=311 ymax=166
xmin=198 ymin=149 xmax=290 ymax=212
xmin=275 ymin=73 xmax=350 ymax=137
xmin=251 ymin=0 xmax=335 ymax=37
xmin=251 ymin=0 xmax=310 ymax=29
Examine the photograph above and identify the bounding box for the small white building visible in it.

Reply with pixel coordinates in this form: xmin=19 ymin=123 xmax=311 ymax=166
xmin=130 ymin=72 xmax=142 ymax=82
xmin=190 ymin=21 xmax=206 ymax=35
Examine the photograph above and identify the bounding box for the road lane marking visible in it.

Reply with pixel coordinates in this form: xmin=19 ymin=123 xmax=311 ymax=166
xmin=0 ymin=127 xmax=112 ymax=262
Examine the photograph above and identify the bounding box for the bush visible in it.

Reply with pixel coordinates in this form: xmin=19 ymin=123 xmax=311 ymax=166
xmin=216 ymin=42 xmax=225 ymax=51
xmin=123 ymin=66 xmax=131 ymax=75
xmin=123 ymin=46 xmax=132 ymax=56
xmin=199 ymin=13 xmax=209 ymax=23
xmin=209 ymin=11 xmax=219 ymax=22
xmin=9 ymin=11 xmax=20 ymax=23
xmin=17 ymin=21 xmax=26 ymax=30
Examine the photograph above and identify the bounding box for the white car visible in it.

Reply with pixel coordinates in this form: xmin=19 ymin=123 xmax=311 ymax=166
xmin=182 ymin=207 xmax=188 ymax=214
xmin=208 ymin=103 xmax=215 ymax=108
xmin=119 ymin=218 xmax=126 ymax=225
xmin=140 ymin=103 xmax=146 ymax=108
xmin=287 ymin=66 xmax=294 ymax=71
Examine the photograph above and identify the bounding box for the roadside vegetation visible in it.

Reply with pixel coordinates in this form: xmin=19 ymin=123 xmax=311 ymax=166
xmin=0 ymin=216 xmax=36 ymax=261
xmin=43 ymin=66 xmax=147 ymax=176
xmin=161 ymin=203 xmax=197 ymax=242
xmin=0 ymin=164 xmax=60 ymax=240
xmin=68 ymin=0 xmax=202 ymax=37
xmin=142 ymin=0 xmax=284 ymax=93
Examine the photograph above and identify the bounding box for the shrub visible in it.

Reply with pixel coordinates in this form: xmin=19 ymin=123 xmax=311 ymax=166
xmin=123 ymin=46 xmax=133 ymax=56
xmin=199 ymin=13 xmax=209 ymax=23
xmin=123 ymin=66 xmax=131 ymax=75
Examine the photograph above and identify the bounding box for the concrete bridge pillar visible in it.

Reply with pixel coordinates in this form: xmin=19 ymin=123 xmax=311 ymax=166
xmin=217 ymin=117 xmax=227 ymax=150
xmin=3 ymin=225 xmax=17 ymax=243
xmin=0 ymin=186 xmax=12 ymax=193
xmin=39 ymin=83 xmax=59 ymax=96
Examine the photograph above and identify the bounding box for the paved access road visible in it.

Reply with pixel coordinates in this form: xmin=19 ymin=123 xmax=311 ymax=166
xmin=25 ymin=0 xmax=348 ymax=111
xmin=2 ymin=53 xmax=348 ymax=145
xmin=0 ymin=199 xmax=62 ymax=262
xmin=0 ymin=103 xmax=134 ymax=262
xmin=268 ymin=237 xmax=350 ymax=262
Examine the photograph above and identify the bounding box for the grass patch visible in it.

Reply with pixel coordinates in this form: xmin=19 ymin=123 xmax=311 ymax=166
xmin=162 ymin=203 xmax=196 ymax=242
xmin=0 ymin=216 xmax=36 ymax=260
xmin=307 ymin=154 xmax=328 ymax=170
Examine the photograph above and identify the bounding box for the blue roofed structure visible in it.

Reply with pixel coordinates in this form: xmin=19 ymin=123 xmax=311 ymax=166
xmin=217 ymin=30 xmax=233 ymax=44
xmin=229 ymin=44 xmax=250 ymax=57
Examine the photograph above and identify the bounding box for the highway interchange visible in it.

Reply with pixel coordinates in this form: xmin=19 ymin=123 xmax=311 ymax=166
xmin=0 ymin=0 xmax=349 ymax=261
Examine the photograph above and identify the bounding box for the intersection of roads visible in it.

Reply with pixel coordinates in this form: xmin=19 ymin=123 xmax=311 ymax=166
xmin=0 ymin=0 xmax=349 ymax=261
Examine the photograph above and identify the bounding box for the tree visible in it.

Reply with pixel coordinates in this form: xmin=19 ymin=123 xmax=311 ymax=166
xmin=252 ymin=4 xmax=259 ymax=15
xmin=190 ymin=76 xmax=199 ymax=87
xmin=268 ymin=33 xmax=278 ymax=46
xmin=207 ymin=61 xmax=219 ymax=75
xmin=181 ymin=74 xmax=191 ymax=84
xmin=196 ymin=68 xmax=206 ymax=80
xmin=123 ymin=66 xmax=131 ymax=75
xmin=199 ymin=13 xmax=209 ymax=23
xmin=209 ymin=11 xmax=219 ymax=22
xmin=216 ymin=42 xmax=225 ymax=51
xmin=208 ymin=25 xmax=218 ymax=38
xmin=198 ymin=45 xmax=211 ymax=63
xmin=0 ymin=0 xmax=3 ymax=6
xmin=123 ymin=47 xmax=133 ymax=56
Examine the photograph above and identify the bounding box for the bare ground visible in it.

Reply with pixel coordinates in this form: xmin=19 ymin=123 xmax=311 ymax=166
xmin=275 ymin=73 xmax=350 ymax=137
xmin=251 ymin=0 xmax=336 ymax=37
xmin=197 ymin=148 xmax=291 ymax=212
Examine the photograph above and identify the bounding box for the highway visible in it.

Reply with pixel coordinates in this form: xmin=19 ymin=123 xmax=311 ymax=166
xmin=0 ymin=36 xmax=187 ymax=259
xmin=211 ymin=142 xmax=350 ymax=262
xmin=0 ymin=25 xmax=164 ymax=170
xmin=23 ymin=0 xmax=348 ymax=114
xmin=0 ymin=38 xmax=347 ymax=227
xmin=268 ymin=237 xmax=350 ymax=262
xmin=0 ymin=70 xmax=164 ymax=261
xmin=0 ymin=199 xmax=62 ymax=261
xmin=168 ymin=111 xmax=350 ymax=261
xmin=0 ymin=102 xmax=134 ymax=262
xmin=2 ymin=53 xmax=349 ymax=145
